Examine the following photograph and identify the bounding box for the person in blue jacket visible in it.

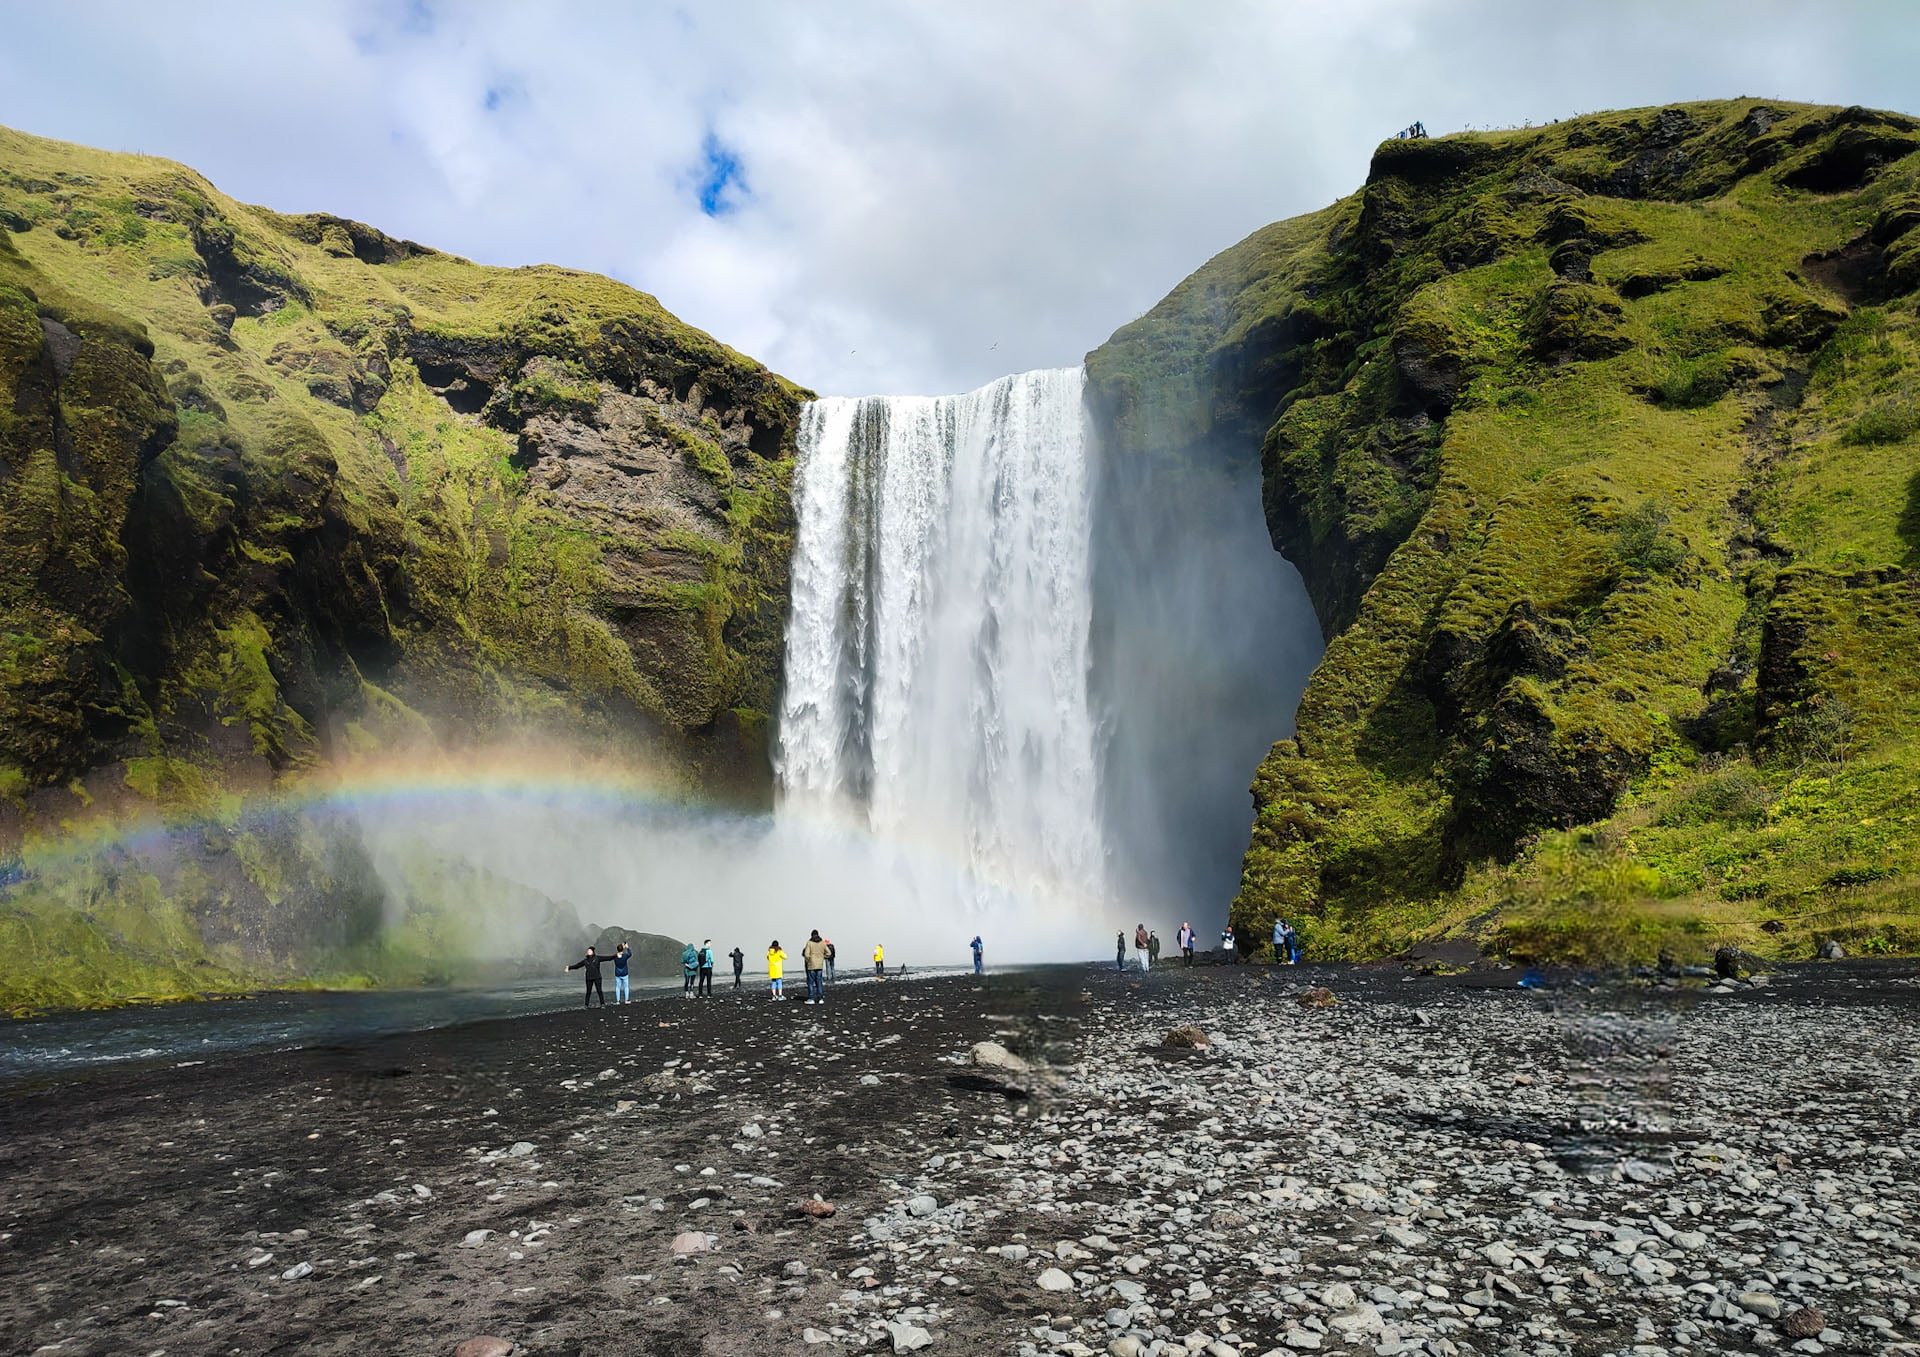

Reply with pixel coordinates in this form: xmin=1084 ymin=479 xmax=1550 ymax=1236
xmin=612 ymin=942 xmax=632 ymax=1001
xmin=970 ymin=935 xmax=984 ymax=974
xmin=697 ymin=939 xmax=716 ymax=997
xmin=681 ymin=942 xmax=699 ymax=998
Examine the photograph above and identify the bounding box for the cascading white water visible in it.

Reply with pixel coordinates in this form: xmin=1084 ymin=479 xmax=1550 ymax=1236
xmin=777 ymin=368 xmax=1107 ymax=929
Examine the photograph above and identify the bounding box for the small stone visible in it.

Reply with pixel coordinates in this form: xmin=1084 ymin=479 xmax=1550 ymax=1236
xmin=1162 ymin=1026 xmax=1211 ymax=1048
xmin=1781 ymin=1308 xmax=1825 ymax=1340
xmin=797 ymin=1199 xmax=837 ymax=1218
xmin=1740 ymin=1292 xmax=1785 ymax=1320
xmin=461 ymin=1229 xmax=494 ymax=1248
xmin=908 ymin=1195 xmax=938 ymax=1217
xmin=453 ymin=1340 xmax=516 ymax=1357
xmin=507 ymin=1141 xmax=536 ymax=1158
xmin=1037 ymin=1266 xmax=1076 ymax=1292
xmin=886 ymin=1319 xmax=932 ymax=1352
xmin=412 ymin=1183 xmax=433 ymax=1199
xmin=1320 ymin=1282 xmax=1356 ymax=1308
xmin=670 ymin=1231 xmax=711 ymax=1255
xmin=1297 ymin=986 xmax=1337 ymax=1008
xmin=1109 ymin=1337 xmax=1145 ymax=1357
xmin=1283 ymin=1330 xmax=1323 ymax=1350
xmin=860 ymin=1074 xmax=882 ymax=1086
xmin=803 ymin=1329 xmax=831 ymax=1345
xmin=279 ymin=1262 xmax=313 ymax=1281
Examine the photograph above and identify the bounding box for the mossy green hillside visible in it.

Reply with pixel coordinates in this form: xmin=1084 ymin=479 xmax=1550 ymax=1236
xmin=0 ymin=124 xmax=806 ymax=1009
xmin=1090 ymin=100 xmax=1920 ymax=963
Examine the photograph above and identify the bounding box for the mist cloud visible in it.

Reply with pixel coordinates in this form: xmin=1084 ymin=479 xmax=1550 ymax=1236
xmin=0 ymin=1 xmax=1911 ymax=396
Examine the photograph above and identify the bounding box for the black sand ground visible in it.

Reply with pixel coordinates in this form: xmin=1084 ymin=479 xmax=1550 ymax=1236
xmin=1 ymin=960 xmax=1916 ymax=1357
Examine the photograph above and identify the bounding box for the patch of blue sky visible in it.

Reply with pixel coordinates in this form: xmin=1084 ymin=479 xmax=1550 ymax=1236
xmin=693 ymin=132 xmax=748 ymax=217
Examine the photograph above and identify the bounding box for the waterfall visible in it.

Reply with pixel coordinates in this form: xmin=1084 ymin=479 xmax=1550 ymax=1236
xmin=777 ymin=368 xmax=1106 ymax=924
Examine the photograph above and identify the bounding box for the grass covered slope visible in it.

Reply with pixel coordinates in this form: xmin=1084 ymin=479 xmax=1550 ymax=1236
xmin=0 ymin=125 xmax=806 ymax=1008
xmin=1090 ymin=99 xmax=1920 ymax=963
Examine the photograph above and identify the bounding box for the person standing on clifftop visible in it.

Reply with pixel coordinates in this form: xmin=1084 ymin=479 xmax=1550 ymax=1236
xmin=697 ymin=939 xmax=715 ymax=997
xmin=681 ymin=942 xmax=699 ymax=999
xmin=566 ymin=947 xmax=609 ymax=1008
xmin=611 ymin=942 xmax=632 ymax=1003
xmin=1134 ymin=923 xmax=1151 ymax=971
xmin=1148 ymin=931 xmax=1161 ymax=966
xmin=1115 ymin=931 xmax=1126 ymax=970
xmin=802 ymin=929 xmax=829 ymax=1004
xmin=766 ymin=940 xmax=787 ymax=999
xmin=1178 ymin=922 xmax=1195 ymax=966
xmin=730 ymin=945 xmax=746 ymax=988
xmin=970 ymin=935 xmax=984 ymax=975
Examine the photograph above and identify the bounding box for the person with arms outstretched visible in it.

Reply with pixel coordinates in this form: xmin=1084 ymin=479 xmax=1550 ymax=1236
xmin=566 ymin=947 xmax=609 ymax=1007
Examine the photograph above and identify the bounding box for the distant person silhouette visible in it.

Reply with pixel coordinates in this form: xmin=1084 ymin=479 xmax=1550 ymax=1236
xmin=873 ymin=942 xmax=885 ymax=978
xmin=681 ymin=942 xmax=699 ymax=999
xmin=1148 ymin=931 xmax=1160 ymax=965
xmin=1178 ymin=922 xmax=1195 ymax=966
xmin=1115 ymin=931 xmax=1126 ymax=971
xmin=697 ymin=939 xmax=715 ymax=997
xmin=970 ymin=935 xmax=984 ymax=975
xmin=825 ymin=938 xmax=837 ymax=984
xmin=730 ymin=946 xmax=745 ymax=988
xmin=566 ymin=947 xmax=609 ymax=1007
xmin=611 ymin=942 xmax=632 ymax=1002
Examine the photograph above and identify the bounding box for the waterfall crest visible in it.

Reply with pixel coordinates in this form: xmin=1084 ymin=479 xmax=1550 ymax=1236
xmin=777 ymin=368 xmax=1105 ymax=923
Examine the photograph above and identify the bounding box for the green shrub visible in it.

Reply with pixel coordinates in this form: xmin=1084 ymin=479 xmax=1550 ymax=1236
xmin=1614 ymin=500 xmax=1686 ymax=574
xmin=1842 ymin=398 xmax=1920 ymax=446
xmin=1653 ymin=356 xmax=1732 ymax=409
xmin=1660 ymin=764 xmax=1773 ymax=826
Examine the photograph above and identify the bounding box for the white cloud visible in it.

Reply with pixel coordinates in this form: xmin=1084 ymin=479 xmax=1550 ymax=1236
xmin=0 ymin=0 xmax=1913 ymax=395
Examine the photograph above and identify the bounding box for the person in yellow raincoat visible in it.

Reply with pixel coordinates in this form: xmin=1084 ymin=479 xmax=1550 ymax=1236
xmin=873 ymin=942 xmax=885 ymax=978
xmin=766 ymin=940 xmax=787 ymax=998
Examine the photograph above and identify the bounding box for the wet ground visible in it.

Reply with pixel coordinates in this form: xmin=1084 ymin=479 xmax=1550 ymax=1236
xmin=0 ymin=959 xmax=1916 ymax=1357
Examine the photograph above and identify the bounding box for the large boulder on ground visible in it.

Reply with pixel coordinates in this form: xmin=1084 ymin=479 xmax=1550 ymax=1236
xmin=588 ymin=927 xmax=687 ymax=974
xmin=968 ymin=1040 xmax=1030 ymax=1073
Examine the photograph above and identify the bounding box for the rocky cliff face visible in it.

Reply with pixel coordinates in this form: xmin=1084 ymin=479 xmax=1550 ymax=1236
xmin=1090 ymin=99 xmax=1920 ymax=963
xmin=0 ymin=126 xmax=804 ymax=1009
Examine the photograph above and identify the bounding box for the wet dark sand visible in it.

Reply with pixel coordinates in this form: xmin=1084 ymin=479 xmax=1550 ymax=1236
xmin=2 ymin=959 xmax=1916 ymax=1357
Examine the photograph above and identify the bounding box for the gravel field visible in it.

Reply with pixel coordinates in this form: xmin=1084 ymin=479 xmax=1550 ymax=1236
xmin=1 ymin=960 xmax=1916 ymax=1357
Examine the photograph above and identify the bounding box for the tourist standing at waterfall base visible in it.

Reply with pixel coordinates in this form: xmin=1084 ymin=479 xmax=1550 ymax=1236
xmin=697 ymin=939 xmax=715 ymax=996
xmin=681 ymin=942 xmax=699 ymax=998
xmin=1115 ymin=931 xmax=1126 ymax=970
xmin=873 ymin=942 xmax=885 ymax=978
xmin=970 ymin=935 xmax=984 ymax=975
xmin=730 ymin=946 xmax=745 ymax=988
xmin=1178 ymin=922 xmax=1195 ymax=966
xmin=566 ymin=947 xmax=608 ymax=1008
xmin=1134 ymin=923 xmax=1151 ymax=971
xmin=825 ymin=938 xmax=837 ymax=984
xmin=1221 ymin=925 xmax=1237 ymax=962
xmin=611 ymin=943 xmax=632 ymax=1003
xmin=802 ymin=930 xmax=829 ymax=1004
xmin=1148 ymin=931 xmax=1161 ymax=965
xmin=766 ymin=941 xmax=787 ymax=998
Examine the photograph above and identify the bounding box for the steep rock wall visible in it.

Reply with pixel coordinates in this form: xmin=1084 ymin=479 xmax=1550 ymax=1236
xmin=0 ymin=127 xmax=805 ymax=1008
xmin=1091 ymin=99 xmax=1920 ymax=962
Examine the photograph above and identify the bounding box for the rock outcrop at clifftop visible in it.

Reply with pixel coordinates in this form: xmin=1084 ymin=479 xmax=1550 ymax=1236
xmin=1090 ymin=99 xmax=1920 ymax=962
xmin=0 ymin=125 xmax=804 ymax=1008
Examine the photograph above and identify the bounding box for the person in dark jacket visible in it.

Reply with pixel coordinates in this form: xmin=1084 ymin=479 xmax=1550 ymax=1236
xmin=730 ymin=946 xmax=746 ymax=988
xmin=1115 ymin=931 xmax=1126 ymax=971
xmin=566 ymin=947 xmax=609 ymax=1007
xmin=611 ymin=942 xmax=632 ymax=1002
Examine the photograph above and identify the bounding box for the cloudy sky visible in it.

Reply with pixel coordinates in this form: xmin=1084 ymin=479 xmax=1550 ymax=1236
xmin=2 ymin=1 xmax=1914 ymax=396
